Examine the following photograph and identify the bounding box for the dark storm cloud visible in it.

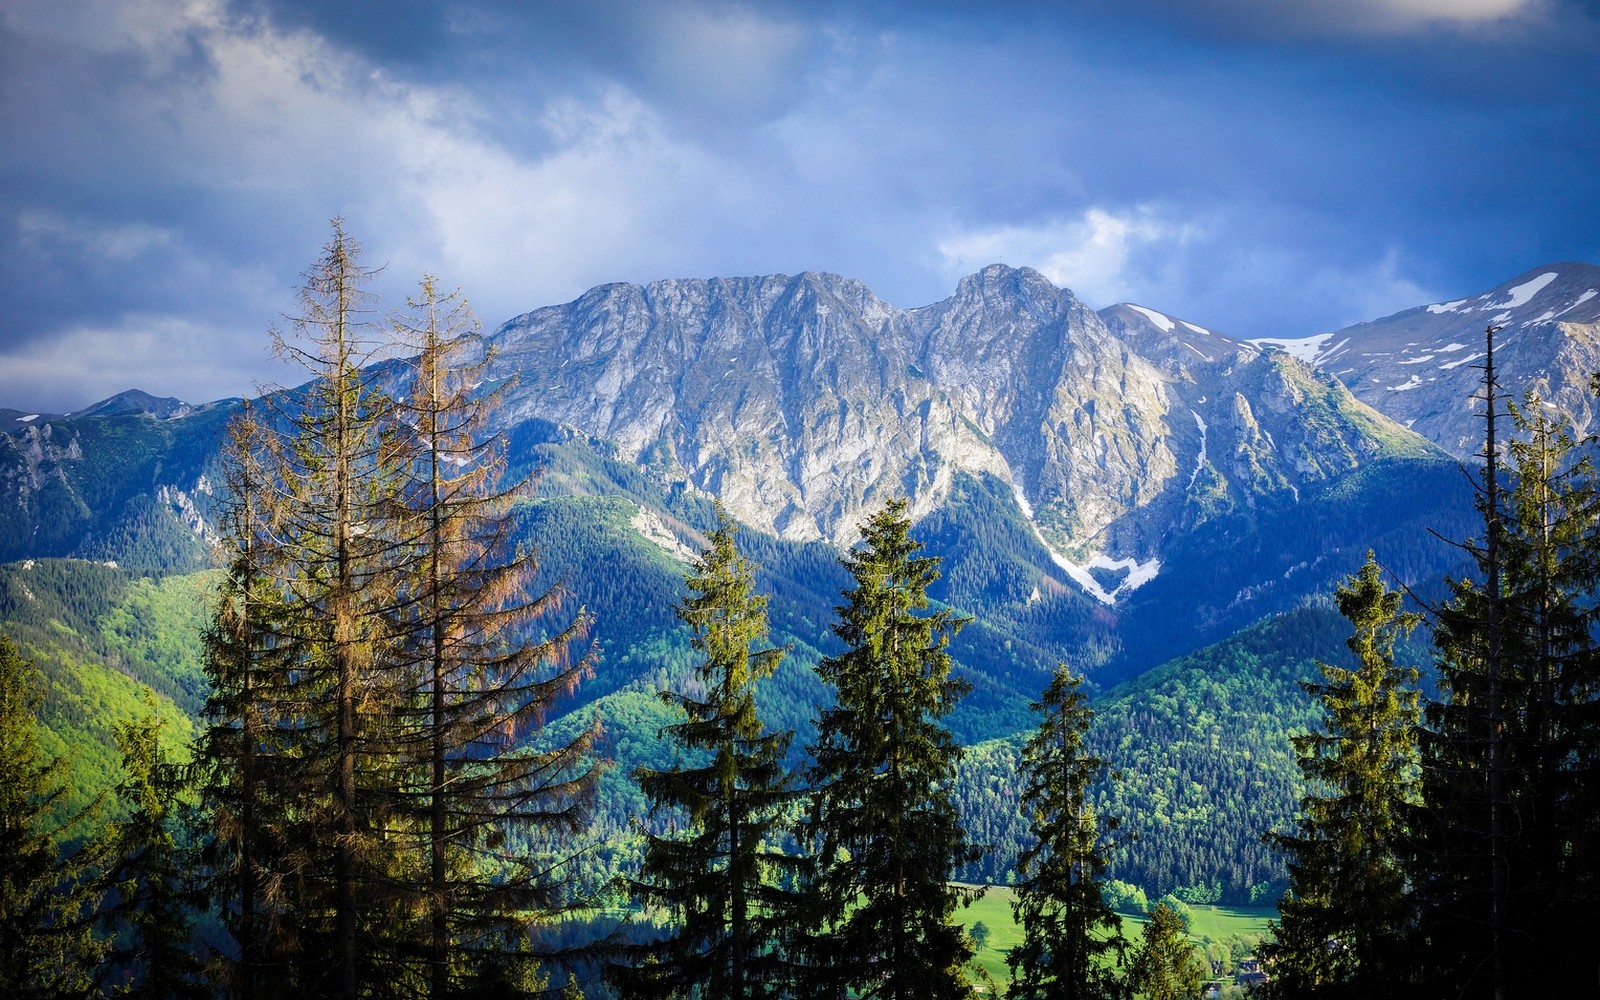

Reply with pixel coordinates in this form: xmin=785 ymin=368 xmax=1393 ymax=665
xmin=0 ymin=0 xmax=1595 ymax=411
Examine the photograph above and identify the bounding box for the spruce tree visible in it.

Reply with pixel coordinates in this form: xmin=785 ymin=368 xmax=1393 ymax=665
xmin=202 ymin=229 xmax=601 ymax=999
xmin=201 ymin=221 xmax=413 ymax=999
xmin=103 ymin=707 xmax=206 ymax=1000
xmin=1495 ymin=392 xmax=1600 ymax=992
xmin=1409 ymin=326 xmax=1600 ymax=997
xmin=1128 ymin=903 xmax=1205 ymax=1000
xmin=0 ymin=633 xmax=107 ymax=1000
xmin=1415 ymin=375 xmax=1600 ymax=997
xmin=1007 ymin=664 xmax=1126 ymax=1000
xmin=387 ymin=274 xmax=599 ymax=996
xmin=1413 ymin=324 xmax=1516 ymax=998
xmin=200 ymin=399 xmax=302 ymax=999
xmin=617 ymin=504 xmax=804 ymax=1000
xmin=803 ymin=498 xmax=981 ymax=1000
xmin=1262 ymin=555 xmax=1421 ymax=999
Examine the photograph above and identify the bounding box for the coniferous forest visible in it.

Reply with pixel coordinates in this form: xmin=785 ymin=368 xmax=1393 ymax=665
xmin=6 ymin=228 xmax=1600 ymax=1000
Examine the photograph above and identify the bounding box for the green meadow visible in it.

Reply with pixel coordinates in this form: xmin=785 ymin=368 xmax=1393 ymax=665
xmin=956 ymin=886 xmax=1275 ymax=990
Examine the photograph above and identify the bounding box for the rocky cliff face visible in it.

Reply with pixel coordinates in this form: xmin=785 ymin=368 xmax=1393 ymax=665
xmin=486 ymin=265 xmax=1437 ymax=587
xmin=489 ymin=272 xmax=1012 ymax=547
xmin=0 ymin=400 xmax=228 ymax=569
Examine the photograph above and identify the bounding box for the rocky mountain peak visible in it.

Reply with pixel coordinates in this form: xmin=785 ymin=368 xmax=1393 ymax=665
xmin=75 ymin=389 xmax=195 ymax=421
xmin=1312 ymin=262 xmax=1600 ymax=457
xmin=482 ymin=266 xmax=1434 ymax=604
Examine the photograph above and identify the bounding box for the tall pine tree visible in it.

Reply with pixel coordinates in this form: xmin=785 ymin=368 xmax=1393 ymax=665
xmin=387 ymin=274 xmax=599 ymax=997
xmin=1494 ymin=392 xmax=1600 ymax=991
xmin=200 ymin=398 xmax=306 ymax=999
xmin=1409 ymin=325 xmax=1600 ymax=997
xmin=1414 ymin=323 xmax=1517 ymax=999
xmin=617 ymin=503 xmax=804 ymax=999
xmin=1415 ymin=363 xmax=1600 ymax=997
xmin=202 ymin=221 xmax=416 ymax=999
xmin=1263 ymin=555 xmax=1421 ymax=999
xmin=202 ymin=242 xmax=601 ymax=999
xmin=1007 ymin=664 xmax=1126 ymax=1000
xmin=803 ymin=498 xmax=981 ymax=1000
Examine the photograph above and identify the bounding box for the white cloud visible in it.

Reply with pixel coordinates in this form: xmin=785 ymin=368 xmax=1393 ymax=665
xmin=17 ymin=210 xmax=174 ymax=261
xmin=1356 ymin=0 xmax=1538 ymax=27
xmin=1314 ymin=248 xmax=1438 ymax=328
xmin=0 ymin=316 xmax=265 ymax=410
xmin=628 ymin=2 xmax=813 ymax=123
xmin=414 ymin=86 xmax=739 ymax=312
xmin=936 ymin=207 xmax=1202 ymax=305
xmin=1174 ymin=0 xmax=1546 ymax=36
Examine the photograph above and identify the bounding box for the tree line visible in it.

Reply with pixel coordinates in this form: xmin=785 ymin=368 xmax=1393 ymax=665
xmin=6 ymin=225 xmax=1600 ymax=1000
xmin=0 ymin=224 xmax=1205 ymax=999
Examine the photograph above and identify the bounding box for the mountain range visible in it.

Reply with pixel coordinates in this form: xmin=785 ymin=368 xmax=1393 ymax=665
xmin=3 ymin=259 xmax=1595 ymax=900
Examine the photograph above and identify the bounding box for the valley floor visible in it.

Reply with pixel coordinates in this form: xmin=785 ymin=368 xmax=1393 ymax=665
xmin=955 ymin=886 xmax=1275 ymax=990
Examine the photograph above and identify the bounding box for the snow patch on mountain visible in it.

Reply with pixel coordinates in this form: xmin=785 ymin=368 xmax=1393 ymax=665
xmin=1008 ymin=489 xmax=1161 ymax=605
xmin=1188 ymin=410 xmax=1209 ymax=489
xmin=1428 ymin=298 xmax=1470 ymax=315
xmin=1011 ymin=475 xmax=1035 ymax=519
xmin=1484 ymin=271 xmax=1558 ymax=311
xmin=1246 ymin=332 xmax=1336 ymax=365
xmin=1127 ymin=305 xmax=1175 ymax=332
xmin=1049 ymin=552 xmax=1163 ymax=606
xmin=1556 ymin=290 xmax=1598 ymax=319
xmin=1441 ymin=353 xmax=1483 ymax=371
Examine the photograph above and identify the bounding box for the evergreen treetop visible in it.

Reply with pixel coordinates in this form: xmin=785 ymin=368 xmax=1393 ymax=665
xmin=619 ymin=503 xmax=803 ymax=999
xmin=1008 ymin=663 xmax=1127 ymax=1000
xmin=804 ymin=498 xmax=981 ymax=1000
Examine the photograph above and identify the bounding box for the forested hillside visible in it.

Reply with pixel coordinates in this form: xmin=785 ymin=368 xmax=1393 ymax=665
xmin=9 ymin=231 xmax=1597 ymax=999
xmin=0 ymin=447 xmax=1468 ymax=909
xmin=955 ymin=606 xmax=1401 ymax=903
xmin=0 ymin=560 xmax=202 ymax=818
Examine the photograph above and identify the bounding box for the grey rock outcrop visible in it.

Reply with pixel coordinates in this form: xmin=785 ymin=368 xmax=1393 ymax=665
xmin=486 ymin=266 xmax=1436 ymax=572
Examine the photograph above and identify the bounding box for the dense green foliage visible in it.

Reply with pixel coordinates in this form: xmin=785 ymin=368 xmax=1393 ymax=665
xmin=1261 ymin=557 xmax=1422 ymax=998
xmin=617 ymin=506 xmax=805 ymax=999
xmin=803 ymin=499 xmax=981 ymax=999
xmin=0 ymin=634 xmax=107 ymax=999
xmin=956 ymin=607 xmax=1360 ymax=903
xmin=0 ymin=560 xmax=202 ymax=821
xmin=1007 ymin=665 xmax=1127 ymax=999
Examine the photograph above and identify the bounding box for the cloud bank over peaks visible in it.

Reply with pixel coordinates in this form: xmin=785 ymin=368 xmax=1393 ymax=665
xmin=937 ymin=206 xmax=1203 ymax=310
xmin=1122 ymin=0 xmax=1554 ymax=39
xmin=1 ymin=0 xmax=1595 ymax=411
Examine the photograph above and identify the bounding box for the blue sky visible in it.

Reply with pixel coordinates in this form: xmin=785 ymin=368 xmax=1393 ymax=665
xmin=2 ymin=0 xmax=1596 ymax=412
